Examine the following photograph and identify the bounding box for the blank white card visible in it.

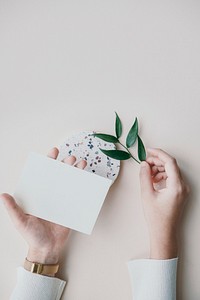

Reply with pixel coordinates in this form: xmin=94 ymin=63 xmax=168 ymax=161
xmin=14 ymin=152 xmax=112 ymax=234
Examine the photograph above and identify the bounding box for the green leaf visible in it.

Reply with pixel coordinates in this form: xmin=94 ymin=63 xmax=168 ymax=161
xmin=126 ymin=117 xmax=138 ymax=148
xmin=99 ymin=148 xmax=131 ymax=160
xmin=115 ymin=111 xmax=122 ymax=139
xmin=92 ymin=133 xmax=118 ymax=143
xmin=138 ymin=135 xmax=146 ymax=161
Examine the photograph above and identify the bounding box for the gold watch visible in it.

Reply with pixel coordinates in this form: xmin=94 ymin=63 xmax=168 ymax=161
xmin=24 ymin=257 xmax=59 ymax=276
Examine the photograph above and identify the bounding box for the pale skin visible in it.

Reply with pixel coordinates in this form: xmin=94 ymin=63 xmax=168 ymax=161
xmin=0 ymin=147 xmax=190 ymax=277
xmin=140 ymin=148 xmax=190 ymax=259
xmin=0 ymin=148 xmax=87 ymax=276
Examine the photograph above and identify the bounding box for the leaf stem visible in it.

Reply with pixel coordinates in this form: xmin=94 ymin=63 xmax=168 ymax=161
xmin=117 ymin=141 xmax=141 ymax=164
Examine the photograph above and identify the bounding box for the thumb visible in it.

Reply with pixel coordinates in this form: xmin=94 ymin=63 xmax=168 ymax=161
xmin=0 ymin=193 xmax=27 ymax=229
xmin=139 ymin=161 xmax=155 ymax=198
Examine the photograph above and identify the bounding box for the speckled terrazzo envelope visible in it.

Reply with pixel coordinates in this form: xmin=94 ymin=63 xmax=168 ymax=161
xmin=14 ymin=131 xmax=120 ymax=235
xmin=57 ymin=131 xmax=120 ymax=183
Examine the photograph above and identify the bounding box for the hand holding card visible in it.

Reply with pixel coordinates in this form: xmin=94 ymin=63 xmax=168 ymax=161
xmin=1 ymin=147 xmax=88 ymax=265
xmin=13 ymin=131 xmax=120 ymax=235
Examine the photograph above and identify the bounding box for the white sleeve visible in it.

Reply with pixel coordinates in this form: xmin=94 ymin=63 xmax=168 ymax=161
xmin=127 ymin=257 xmax=178 ymax=300
xmin=10 ymin=267 xmax=66 ymax=300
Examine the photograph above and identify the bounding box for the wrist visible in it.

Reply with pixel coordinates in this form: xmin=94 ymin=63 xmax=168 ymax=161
xmin=27 ymin=247 xmax=60 ymax=265
xmin=149 ymin=233 xmax=178 ymax=259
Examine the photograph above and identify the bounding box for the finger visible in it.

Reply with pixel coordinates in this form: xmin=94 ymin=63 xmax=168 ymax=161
xmin=152 ymin=172 xmax=168 ymax=183
xmin=147 ymin=153 xmax=182 ymax=185
xmin=0 ymin=193 xmax=27 ymax=229
xmin=139 ymin=161 xmax=155 ymax=198
xmin=151 ymin=165 xmax=165 ymax=176
xmin=146 ymin=156 xmax=164 ymax=167
xmin=63 ymin=155 xmax=77 ymax=165
xmin=147 ymin=148 xmax=175 ymax=162
xmin=74 ymin=159 xmax=87 ymax=169
xmin=47 ymin=147 xmax=59 ymax=159
xmin=147 ymin=148 xmax=181 ymax=186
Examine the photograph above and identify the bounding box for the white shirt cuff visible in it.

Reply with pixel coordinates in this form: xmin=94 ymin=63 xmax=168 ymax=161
xmin=10 ymin=266 xmax=66 ymax=300
xmin=127 ymin=257 xmax=178 ymax=300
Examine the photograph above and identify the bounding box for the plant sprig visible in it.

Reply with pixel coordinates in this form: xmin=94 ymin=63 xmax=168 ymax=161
xmin=92 ymin=112 xmax=146 ymax=164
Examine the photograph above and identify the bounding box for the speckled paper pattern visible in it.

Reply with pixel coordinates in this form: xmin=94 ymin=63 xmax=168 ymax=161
xmin=57 ymin=131 xmax=120 ymax=183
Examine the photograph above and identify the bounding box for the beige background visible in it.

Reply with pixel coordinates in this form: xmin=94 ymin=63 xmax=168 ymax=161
xmin=0 ymin=0 xmax=199 ymax=299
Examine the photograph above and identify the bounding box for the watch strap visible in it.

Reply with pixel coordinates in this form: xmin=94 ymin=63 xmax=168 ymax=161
xmin=24 ymin=257 xmax=59 ymax=275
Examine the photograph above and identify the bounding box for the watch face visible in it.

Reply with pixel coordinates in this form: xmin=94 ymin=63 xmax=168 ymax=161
xmin=57 ymin=131 xmax=120 ymax=184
